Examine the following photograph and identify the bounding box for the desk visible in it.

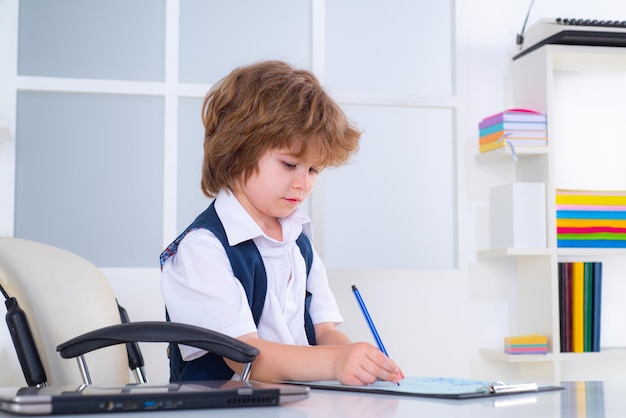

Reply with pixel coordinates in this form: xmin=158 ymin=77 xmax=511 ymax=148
xmin=0 ymin=381 xmax=624 ymax=417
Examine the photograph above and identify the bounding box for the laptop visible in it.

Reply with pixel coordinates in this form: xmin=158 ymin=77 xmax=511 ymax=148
xmin=0 ymin=381 xmax=309 ymax=415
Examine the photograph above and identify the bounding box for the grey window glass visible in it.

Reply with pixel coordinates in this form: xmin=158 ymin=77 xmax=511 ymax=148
xmin=325 ymin=0 xmax=453 ymax=96
xmin=18 ymin=0 xmax=165 ymax=81
xmin=322 ymin=105 xmax=456 ymax=270
xmin=15 ymin=92 xmax=164 ymax=267
xmin=179 ymin=0 xmax=311 ymax=84
xmin=177 ymin=97 xmax=212 ymax=231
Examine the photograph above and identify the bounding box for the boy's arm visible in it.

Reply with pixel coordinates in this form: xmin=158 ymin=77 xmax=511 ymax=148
xmin=314 ymin=322 xmax=351 ymax=345
xmin=224 ymin=329 xmax=403 ymax=385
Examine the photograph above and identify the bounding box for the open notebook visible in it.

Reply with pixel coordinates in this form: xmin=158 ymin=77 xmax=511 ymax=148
xmin=283 ymin=377 xmax=562 ymax=400
xmin=0 ymin=381 xmax=309 ymax=415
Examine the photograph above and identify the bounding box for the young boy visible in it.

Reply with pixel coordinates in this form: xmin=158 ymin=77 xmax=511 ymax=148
xmin=160 ymin=60 xmax=403 ymax=385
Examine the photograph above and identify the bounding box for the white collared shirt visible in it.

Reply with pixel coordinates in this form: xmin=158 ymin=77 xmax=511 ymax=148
xmin=161 ymin=189 xmax=343 ymax=361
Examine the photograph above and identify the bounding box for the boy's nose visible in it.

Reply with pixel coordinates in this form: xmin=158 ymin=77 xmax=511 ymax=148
xmin=292 ymin=171 xmax=310 ymax=190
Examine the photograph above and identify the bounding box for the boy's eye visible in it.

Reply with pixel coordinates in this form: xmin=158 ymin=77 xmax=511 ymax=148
xmin=281 ymin=159 xmax=319 ymax=174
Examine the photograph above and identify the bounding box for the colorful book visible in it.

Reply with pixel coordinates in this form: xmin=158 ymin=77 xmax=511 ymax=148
xmin=559 ymin=261 xmax=603 ymax=353
xmin=504 ymin=334 xmax=548 ymax=354
xmin=478 ymin=108 xmax=547 ymax=129
xmin=557 ymin=210 xmax=626 ymax=220
xmin=504 ymin=346 xmax=548 ymax=354
xmin=571 ymin=262 xmax=585 ymax=353
xmin=479 ymin=131 xmax=547 ymax=145
xmin=558 ymin=226 xmax=626 ymax=234
xmin=556 ymin=192 xmax=626 ymax=205
xmin=559 ymin=263 xmax=566 ymax=353
xmin=479 ymin=129 xmax=547 ymax=144
xmin=558 ymin=233 xmax=626 ymax=241
xmin=583 ymin=262 xmax=594 ymax=352
xmin=557 ymin=219 xmax=626 ymax=228
xmin=480 ymin=122 xmax=547 ymax=136
xmin=559 ymin=262 xmax=573 ymax=353
xmin=592 ymin=262 xmax=602 ymax=352
xmin=504 ymin=334 xmax=548 ymax=345
xmin=558 ymin=239 xmax=626 ymax=248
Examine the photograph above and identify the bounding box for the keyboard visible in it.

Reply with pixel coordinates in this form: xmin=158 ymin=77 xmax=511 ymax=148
xmin=554 ymin=18 xmax=626 ymax=28
xmin=515 ymin=18 xmax=626 ymax=60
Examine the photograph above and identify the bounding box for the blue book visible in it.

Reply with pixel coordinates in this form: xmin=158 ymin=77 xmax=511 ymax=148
xmin=556 ymin=210 xmax=626 ymax=220
xmin=558 ymin=240 xmax=626 ymax=248
xmin=479 ymin=121 xmax=547 ymax=136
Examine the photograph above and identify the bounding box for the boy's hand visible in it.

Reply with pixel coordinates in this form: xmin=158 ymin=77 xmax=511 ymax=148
xmin=333 ymin=342 xmax=404 ymax=386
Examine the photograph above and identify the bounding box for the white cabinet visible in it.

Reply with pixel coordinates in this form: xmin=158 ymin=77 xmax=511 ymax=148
xmin=478 ymin=45 xmax=626 ymax=382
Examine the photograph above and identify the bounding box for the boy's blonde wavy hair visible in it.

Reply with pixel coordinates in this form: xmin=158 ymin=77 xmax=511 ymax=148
xmin=200 ymin=60 xmax=361 ymax=198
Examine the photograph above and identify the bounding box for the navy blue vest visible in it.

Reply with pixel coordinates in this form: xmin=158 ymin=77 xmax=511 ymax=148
xmin=160 ymin=202 xmax=316 ymax=382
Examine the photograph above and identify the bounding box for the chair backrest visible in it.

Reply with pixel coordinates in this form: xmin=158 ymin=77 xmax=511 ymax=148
xmin=0 ymin=237 xmax=129 ymax=386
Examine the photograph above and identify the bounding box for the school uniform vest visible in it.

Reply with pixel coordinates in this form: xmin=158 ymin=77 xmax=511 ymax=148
xmin=160 ymin=202 xmax=316 ymax=382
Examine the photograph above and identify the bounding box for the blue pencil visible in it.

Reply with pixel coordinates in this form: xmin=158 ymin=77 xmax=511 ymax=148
xmin=351 ymin=285 xmax=389 ymax=356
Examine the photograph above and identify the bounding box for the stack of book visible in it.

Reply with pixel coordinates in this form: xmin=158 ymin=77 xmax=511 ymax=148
xmin=558 ymin=261 xmax=602 ymax=353
xmin=504 ymin=334 xmax=548 ymax=354
xmin=557 ymin=189 xmax=626 ymax=248
xmin=478 ymin=108 xmax=547 ymax=153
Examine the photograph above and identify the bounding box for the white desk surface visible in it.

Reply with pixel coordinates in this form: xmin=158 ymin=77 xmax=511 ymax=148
xmin=0 ymin=381 xmax=623 ymax=417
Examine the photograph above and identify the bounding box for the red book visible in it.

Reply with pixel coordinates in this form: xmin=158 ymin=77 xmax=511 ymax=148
xmin=559 ymin=262 xmax=573 ymax=352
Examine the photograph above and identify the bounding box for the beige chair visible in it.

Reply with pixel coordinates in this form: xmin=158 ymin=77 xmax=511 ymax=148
xmin=0 ymin=237 xmax=257 ymax=387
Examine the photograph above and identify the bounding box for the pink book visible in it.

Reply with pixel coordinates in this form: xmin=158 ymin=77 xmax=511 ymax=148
xmin=479 ymin=108 xmax=546 ymax=129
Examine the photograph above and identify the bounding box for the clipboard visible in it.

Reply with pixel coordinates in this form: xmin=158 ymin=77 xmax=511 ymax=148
xmin=283 ymin=377 xmax=563 ymax=400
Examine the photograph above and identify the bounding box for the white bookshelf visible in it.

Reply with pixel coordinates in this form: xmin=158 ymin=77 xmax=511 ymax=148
xmin=478 ymin=44 xmax=626 ymax=382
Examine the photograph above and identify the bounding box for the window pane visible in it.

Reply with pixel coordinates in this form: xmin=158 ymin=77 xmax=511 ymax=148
xmin=15 ymin=92 xmax=164 ymax=267
xmin=325 ymin=0 xmax=453 ymax=96
xmin=18 ymin=0 xmax=165 ymax=81
xmin=177 ymin=97 xmax=212 ymax=231
xmin=179 ymin=0 xmax=311 ymax=84
xmin=321 ymin=105 xmax=456 ymax=270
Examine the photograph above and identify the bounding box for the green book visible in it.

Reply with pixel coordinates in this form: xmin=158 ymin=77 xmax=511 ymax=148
xmin=583 ymin=262 xmax=594 ymax=352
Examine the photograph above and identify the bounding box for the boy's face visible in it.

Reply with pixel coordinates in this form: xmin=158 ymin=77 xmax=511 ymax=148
xmin=235 ymin=148 xmax=319 ymax=225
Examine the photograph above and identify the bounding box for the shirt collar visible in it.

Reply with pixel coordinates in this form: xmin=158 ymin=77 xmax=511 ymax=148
xmin=214 ymin=188 xmax=312 ymax=246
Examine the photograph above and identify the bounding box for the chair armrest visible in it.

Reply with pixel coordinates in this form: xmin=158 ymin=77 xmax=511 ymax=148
xmin=56 ymin=321 xmax=259 ymax=364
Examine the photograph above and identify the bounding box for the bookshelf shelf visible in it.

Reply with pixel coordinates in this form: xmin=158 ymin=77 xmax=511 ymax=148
xmin=477 ymin=248 xmax=551 ymax=259
xmin=481 ymin=347 xmax=626 ymax=363
xmin=477 ymin=44 xmax=626 ymax=382
xmin=558 ymin=348 xmax=626 ymax=362
xmin=480 ymin=348 xmax=556 ymax=363
xmin=557 ymin=248 xmax=626 ymax=258
xmin=478 ymin=247 xmax=626 ymax=260
xmin=475 ymin=146 xmax=548 ymax=163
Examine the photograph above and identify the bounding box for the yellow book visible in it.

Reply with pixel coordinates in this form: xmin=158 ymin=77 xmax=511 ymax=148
xmin=504 ymin=334 xmax=548 ymax=345
xmin=479 ymin=140 xmax=505 ymax=153
xmin=572 ymin=262 xmax=585 ymax=353
xmin=556 ymin=194 xmax=626 ymax=205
